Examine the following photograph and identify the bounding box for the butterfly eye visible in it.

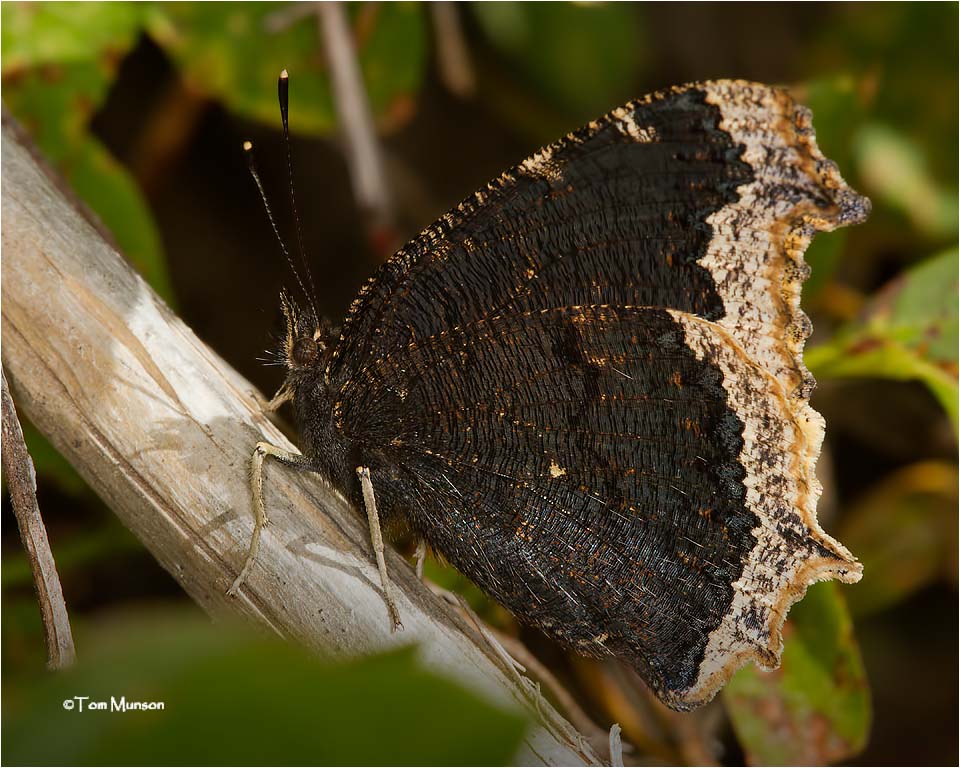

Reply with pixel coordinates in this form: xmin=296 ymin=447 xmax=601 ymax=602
xmin=291 ymin=337 xmax=319 ymax=368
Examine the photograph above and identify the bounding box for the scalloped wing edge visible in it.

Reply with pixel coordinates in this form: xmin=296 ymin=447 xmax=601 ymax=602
xmin=663 ymin=311 xmax=862 ymax=710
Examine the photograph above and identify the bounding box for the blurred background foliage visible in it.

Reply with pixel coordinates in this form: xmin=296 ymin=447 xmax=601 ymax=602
xmin=2 ymin=2 xmax=957 ymax=766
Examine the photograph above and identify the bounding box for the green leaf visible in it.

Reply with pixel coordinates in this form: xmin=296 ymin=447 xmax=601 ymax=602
xmin=2 ymin=610 xmax=529 ymax=766
xmin=471 ymin=2 xmax=644 ymax=120
xmin=67 ymin=134 xmax=173 ymax=299
xmin=1 ymin=61 xmax=112 ymax=157
xmin=0 ymin=2 xmax=146 ymax=72
xmin=724 ymin=583 xmax=870 ymax=766
xmin=2 ymin=59 xmax=174 ymax=302
xmin=854 ymin=123 xmax=959 ymax=238
xmin=889 ymin=249 xmax=959 ymax=362
xmin=839 ymin=462 xmax=958 ymax=617
xmin=806 ymin=248 xmax=959 ymax=431
xmin=148 ymin=2 xmax=427 ymax=135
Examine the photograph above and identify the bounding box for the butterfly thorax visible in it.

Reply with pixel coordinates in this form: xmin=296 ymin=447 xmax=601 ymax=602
xmin=290 ymin=365 xmax=357 ymax=498
xmin=276 ymin=293 xmax=357 ymax=495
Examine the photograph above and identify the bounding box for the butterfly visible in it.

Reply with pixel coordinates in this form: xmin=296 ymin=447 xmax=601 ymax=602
xmin=229 ymin=76 xmax=867 ymax=711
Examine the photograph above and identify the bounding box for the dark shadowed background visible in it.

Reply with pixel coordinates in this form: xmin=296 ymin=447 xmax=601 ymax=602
xmin=2 ymin=2 xmax=957 ymax=765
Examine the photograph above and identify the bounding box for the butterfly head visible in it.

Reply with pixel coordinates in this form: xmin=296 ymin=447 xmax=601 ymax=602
xmin=279 ymin=291 xmax=337 ymax=373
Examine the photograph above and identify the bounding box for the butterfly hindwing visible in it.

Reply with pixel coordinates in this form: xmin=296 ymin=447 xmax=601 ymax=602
xmin=335 ymin=303 xmax=856 ymax=707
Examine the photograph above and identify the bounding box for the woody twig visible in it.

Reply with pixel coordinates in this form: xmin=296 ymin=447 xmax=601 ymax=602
xmin=1 ymin=369 xmax=76 ymax=669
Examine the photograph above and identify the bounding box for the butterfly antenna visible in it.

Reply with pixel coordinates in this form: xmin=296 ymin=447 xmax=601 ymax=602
xmin=242 ymin=140 xmax=312 ymax=309
xmin=278 ymin=69 xmax=319 ymax=322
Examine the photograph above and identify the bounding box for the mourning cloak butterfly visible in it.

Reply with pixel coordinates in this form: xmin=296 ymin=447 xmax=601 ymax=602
xmin=230 ymin=78 xmax=868 ymax=711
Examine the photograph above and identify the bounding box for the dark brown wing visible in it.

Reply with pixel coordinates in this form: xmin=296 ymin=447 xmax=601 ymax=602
xmin=322 ymin=81 xmax=868 ymax=709
xmin=328 ymin=81 xmax=868 ymax=401
xmin=336 ymin=304 xmax=859 ymax=707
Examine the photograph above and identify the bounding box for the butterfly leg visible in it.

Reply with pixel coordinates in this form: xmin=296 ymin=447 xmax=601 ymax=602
xmin=413 ymin=538 xmax=427 ymax=581
xmin=264 ymin=383 xmax=293 ymax=412
xmin=356 ymin=466 xmax=404 ymax=631
xmin=253 ymin=383 xmax=293 ymax=413
xmin=227 ymin=441 xmax=313 ymax=597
